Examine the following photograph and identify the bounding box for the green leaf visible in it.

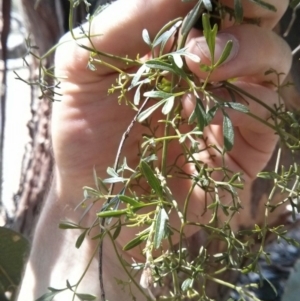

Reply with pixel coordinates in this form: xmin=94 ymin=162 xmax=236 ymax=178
xmin=97 ymin=209 xmax=127 ymax=218
xmin=214 ymin=40 xmax=233 ymax=67
xmin=172 ymin=53 xmax=183 ymax=68
xmin=248 ymin=0 xmax=276 ymax=11
xmin=257 ymin=171 xmax=280 ymax=180
xmin=145 ymin=60 xmax=175 ymax=73
xmin=0 ymin=227 xmax=30 ymax=294
xmin=35 ymin=291 xmax=62 ymax=301
xmin=194 ymin=98 xmax=208 ymax=131
xmin=106 ymin=167 xmax=119 ymax=177
xmin=203 ymin=0 xmax=213 ymax=11
xmin=113 ymin=221 xmax=122 ymax=240
xmin=234 ymin=0 xmax=243 ymax=23
xmin=223 ymin=102 xmax=249 ymax=113
xmin=76 ymin=230 xmax=87 ymax=249
xmin=206 ymin=105 xmax=219 ymax=123
xmin=154 ymin=208 xmax=169 ymax=249
xmin=202 ymin=13 xmax=218 ymax=62
xmin=123 ymin=232 xmax=149 ymax=251
xmin=140 ymin=161 xmax=163 ymax=197
xmin=153 ymin=20 xmax=182 ymax=51
xmin=142 ymin=29 xmax=151 ymax=46
xmin=130 ymin=64 xmax=148 ymax=89
xmin=137 ymin=98 xmax=166 ymax=122
xmin=162 ymin=96 xmax=175 ymax=115
xmin=223 ymin=113 xmax=234 ymax=151
xmin=181 ymin=278 xmax=193 ymax=291
xmin=102 ymin=177 xmax=125 ymax=184
xmin=290 ymin=0 xmax=300 ymax=9
xmin=75 ymin=293 xmax=97 ymax=300
xmin=181 ymin=0 xmax=203 ymax=37
xmin=59 ymin=221 xmax=83 ymax=230
xmin=143 ymin=90 xmax=173 ymax=99
xmin=119 ymin=195 xmax=141 ymax=207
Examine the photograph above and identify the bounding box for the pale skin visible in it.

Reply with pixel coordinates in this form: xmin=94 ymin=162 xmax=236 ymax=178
xmin=17 ymin=0 xmax=292 ymax=300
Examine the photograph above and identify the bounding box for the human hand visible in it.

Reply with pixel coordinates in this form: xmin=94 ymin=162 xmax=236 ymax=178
xmin=19 ymin=0 xmax=292 ymax=300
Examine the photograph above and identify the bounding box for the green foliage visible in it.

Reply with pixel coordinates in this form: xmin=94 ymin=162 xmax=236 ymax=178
xmin=19 ymin=0 xmax=300 ymax=300
xmin=0 ymin=227 xmax=29 ymax=301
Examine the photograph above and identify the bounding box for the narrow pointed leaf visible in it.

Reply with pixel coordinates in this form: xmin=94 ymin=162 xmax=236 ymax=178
xmin=119 ymin=195 xmax=141 ymax=207
xmin=143 ymin=90 xmax=173 ymax=99
xmin=162 ymin=96 xmax=175 ymax=115
xmin=145 ymin=60 xmax=175 ymax=73
xmin=76 ymin=293 xmax=97 ymax=300
xmin=142 ymin=29 xmax=151 ymax=46
xmin=97 ymin=208 xmax=127 ymax=218
xmin=140 ymin=161 xmax=163 ymax=197
xmin=203 ymin=0 xmax=213 ymax=11
xmin=123 ymin=232 xmax=149 ymax=251
xmin=195 ymin=98 xmax=208 ymax=130
xmin=248 ymin=0 xmax=276 ymax=11
xmin=234 ymin=0 xmax=243 ymax=23
xmin=172 ymin=53 xmax=183 ymax=68
xmin=223 ymin=113 xmax=234 ymax=151
xmin=113 ymin=221 xmax=122 ymax=240
xmin=181 ymin=0 xmax=203 ymax=36
xmin=137 ymin=98 xmax=166 ymax=122
xmin=76 ymin=230 xmax=87 ymax=249
xmin=214 ymin=40 xmax=233 ymax=67
xmin=154 ymin=208 xmax=169 ymax=249
xmin=223 ymin=102 xmax=249 ymax=113
xmin=59 ymin=221 xmax=82 ymax=230
xmin=130 ymin=64 xmax=148 ymax=89
xmin=35 ymin=291 xmax=61 ymax=301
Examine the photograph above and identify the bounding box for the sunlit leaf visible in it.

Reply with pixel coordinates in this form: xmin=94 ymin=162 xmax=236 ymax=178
xmin=134 ymin=83 xmax=142 ymax=106
xmin=214 ymin=40 xmax=233 ymax=67
xmin=130 ymin=64 xmax=148 ymax=89
xmin=145 ymin=60 xmax=175 ymax=73
xmin=182 ymin=278 xmax=193 ymax=291
xmin=154 ymin=208 xmax=169 ymax=249
xmin=181 ymin=0 xmax=203 ymax=36
xmin=142 ymin=29 xmax=151 ymax=46
xmin=102 ymin=177 xmax=126 ymax=183
xmin=107 ymin=167 xmax=119 ymax=177
xmin=137 ymin=98 xmax=166 ymax=122
xmin=144 ymin=90 xmax=173 ymax=99
xmin=172 ymin=53 xmax=183 ymax=68
xmin=153 ymin=20 xmax=182 ymax=51
xmin=223 ymin=113 xmax=234 ymax=151
xmin=203 ymin=0 xmax=213 ymax=11
xmin=162 ymin=96 xmax=175 ymax=115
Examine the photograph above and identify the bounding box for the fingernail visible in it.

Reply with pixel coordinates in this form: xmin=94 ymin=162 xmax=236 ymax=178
xmin=196 ymin=33 xmax=239 ymax=65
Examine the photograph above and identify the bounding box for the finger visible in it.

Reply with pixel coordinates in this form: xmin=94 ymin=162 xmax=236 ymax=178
xmin=220 ymin=0 xmax=288 ymax=29
xmin=56 ymin=0 xmax=195 ymax=76
xmin=186 ymin=24 xmax=292 ymax=84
